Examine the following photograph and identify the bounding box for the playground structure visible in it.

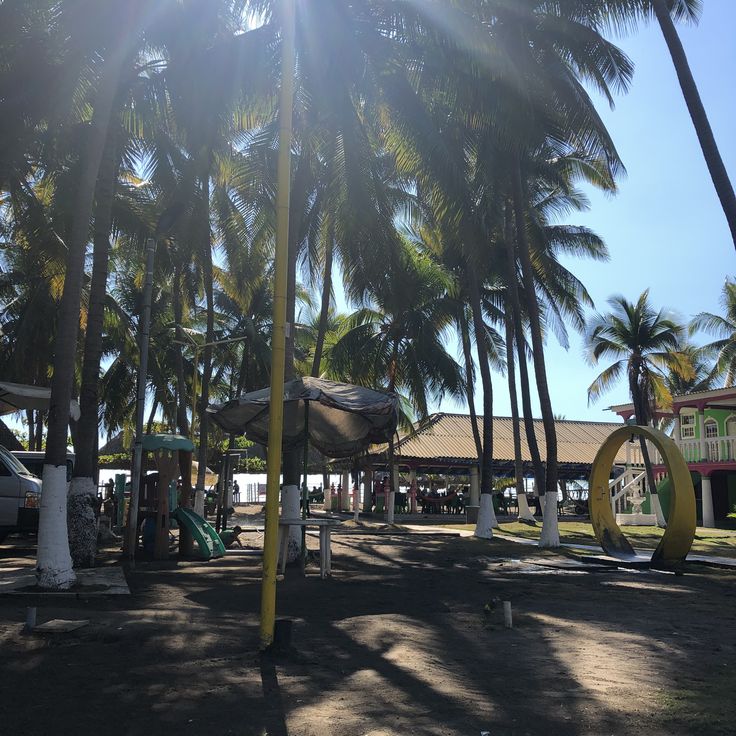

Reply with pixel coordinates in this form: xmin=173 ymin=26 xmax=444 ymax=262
xmin=129 ymin=434 xmax=225 ymax=561
xmin=589 ymin=426 xmax=696 ymax=564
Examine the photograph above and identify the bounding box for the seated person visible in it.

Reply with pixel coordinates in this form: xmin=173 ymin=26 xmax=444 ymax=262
xmin=218 ymin=525 xmax=244 ymax=549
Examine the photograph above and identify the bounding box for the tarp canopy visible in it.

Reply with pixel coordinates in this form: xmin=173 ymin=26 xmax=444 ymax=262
xmin=142 ymin=434 xmax=195 ymax=453
xmin=207 ymin=377 xmax=399 ymax=458
xmin=0 ymin=380 xmax=80 ymax=419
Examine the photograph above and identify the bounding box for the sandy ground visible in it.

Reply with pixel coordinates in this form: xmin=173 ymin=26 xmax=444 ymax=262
xmin=1 ymin=506 xmax=735 ymax=736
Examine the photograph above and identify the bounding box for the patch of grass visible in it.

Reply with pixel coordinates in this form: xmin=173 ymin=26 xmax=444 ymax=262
xmin=656 ymin=668 xmax=736 ymax=735
xmin=438 ymin=520 xmax=736 ymax=558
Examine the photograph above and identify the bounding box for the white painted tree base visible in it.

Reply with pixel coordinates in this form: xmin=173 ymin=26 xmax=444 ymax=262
xmin=68 ymin=477 xmax=98 ymax=568
xmin=282 ymin=484 xmax=301 ymax=562
xmin=539 ymin=493 xmax=560 ymax=548
xmin=193 ymin=489 xmax=205 ymax=518
xmin=651 ymin=493 xmax=667 ymax=528
xmin=386 ymin=491 xmax=395 ymax=524
xmin=36 ymin=465 xmax=76 ymax=590
xmin=517 ymin=492 xmax=536 ymax=522
xmin=474 ymin=493 xmax=495 ymax=539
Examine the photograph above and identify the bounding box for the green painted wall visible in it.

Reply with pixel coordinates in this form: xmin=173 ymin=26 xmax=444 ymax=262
xmin=678 ymin=407 xmax=736 ymax=440
xmin=652 ymin=472 xmax=701 ymax=521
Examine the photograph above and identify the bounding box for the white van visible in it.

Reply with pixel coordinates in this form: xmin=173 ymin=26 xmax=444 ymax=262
xmin=0 ymin=445 xmax=42 ymax=542
xmin=12 ymin=451 xmax=74 ymax=484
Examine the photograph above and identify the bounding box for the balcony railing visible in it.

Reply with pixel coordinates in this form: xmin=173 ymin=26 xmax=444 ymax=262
xmin=616 ymin=432 xmax=736 ymax=468
xmin=651 ymin=435 xmax=736 ymax=465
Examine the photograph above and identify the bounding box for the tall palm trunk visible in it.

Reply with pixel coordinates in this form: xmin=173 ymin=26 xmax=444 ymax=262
xmin=34 ymin=412 xmax=44 ymax=450
xmin=630 ymin=357 xmax=666 ymax=526
xmin=467 ymin=269 xmax=497 ymax=538
xmin=26 ymin=410 xmax=34 ymax=449
xmin=282 ymin=156 xmax=312 ymax=503
xmin=652 ymin=0 xmax=736 ymax=248
xmin=311 ymin=232 xmax=334 ymax=378
xmin=511 ymin=165 xmax=559 ymax=547
xmin=146 ymin=399 xmax=158 ymax=434
xmin=172 ymin=262 xmax=194 ymax=553
xmin=68 ymin=126 xmax=119 ymax=568
xmin=460 ymin=310 xmax=483 ymax=464
xmin=37 ymin=27 xmax=132 ymax=589
xmin=173 ymin=266 xmax=190 ymax=438
xmin=385 ymin=337 xmax=401 ymax=523
xmin=504 ymin=312 xmax=535 ymax=522
xmin=195 ymin=174 xmax=215 ymax=516
xmin=236 ymin=342 xmax=250 ymax=395
xmin=504 ymin=201 xmax=545 ymax=503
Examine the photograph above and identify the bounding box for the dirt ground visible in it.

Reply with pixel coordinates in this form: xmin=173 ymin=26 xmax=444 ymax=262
xmin=2 ymin=508 xmax=736 ymax=736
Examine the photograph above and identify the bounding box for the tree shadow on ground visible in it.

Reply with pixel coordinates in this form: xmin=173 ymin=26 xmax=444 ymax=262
xmin=1 ymin=532 xmax=735 ymax=735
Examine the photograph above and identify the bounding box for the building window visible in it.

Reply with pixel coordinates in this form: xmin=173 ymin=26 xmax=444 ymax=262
xmin=680 ymin=413 xmax=696 ymax=439
xmin=726 ymin=416 xmax=736 ymax=437
xmin=705 ymin=420 xmax=718 ymax=439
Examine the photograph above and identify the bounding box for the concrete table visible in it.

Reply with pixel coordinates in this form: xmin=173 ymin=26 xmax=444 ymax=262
xmin=277 ymin=518 xmax=342 ymax=578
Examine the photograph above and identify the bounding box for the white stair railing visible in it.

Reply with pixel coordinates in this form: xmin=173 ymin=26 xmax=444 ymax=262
xmin=609 ymin=469 xmax=647 ymax=514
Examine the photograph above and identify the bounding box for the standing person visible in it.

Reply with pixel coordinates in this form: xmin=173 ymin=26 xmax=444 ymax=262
xmin=233 ymin=479 xmax=240 ymax=504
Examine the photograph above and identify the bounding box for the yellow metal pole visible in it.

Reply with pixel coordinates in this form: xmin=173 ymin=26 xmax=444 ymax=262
xmin=260 ymin=0 xmax=296 ymax=649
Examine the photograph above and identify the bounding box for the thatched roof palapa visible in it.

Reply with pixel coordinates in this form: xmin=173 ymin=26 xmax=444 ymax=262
xmin=366 ymin=413 xmax=630 ymax=479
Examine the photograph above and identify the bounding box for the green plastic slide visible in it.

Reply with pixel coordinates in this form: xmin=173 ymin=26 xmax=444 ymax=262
xmin=171 ymin=507 xmax=226 ymax=560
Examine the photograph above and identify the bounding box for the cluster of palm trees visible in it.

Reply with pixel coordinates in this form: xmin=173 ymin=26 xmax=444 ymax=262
xmin=1 ymin=1 xmax=733 ymax=587
xmin=588 ymin=282 xmax=736 ymax=416
xmin=585 ymin=283 xmax=736 ymax=525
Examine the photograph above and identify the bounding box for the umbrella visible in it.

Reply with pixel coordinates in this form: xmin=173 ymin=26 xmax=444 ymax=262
xmin=0 ymin=381 xmax=80 ymax=419
xmin=207 ymin=376 xmax=398 ymax=458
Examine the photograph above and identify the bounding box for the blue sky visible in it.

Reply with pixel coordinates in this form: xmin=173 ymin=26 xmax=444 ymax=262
xmin=436 ymin=1 xmax=736 ymax=423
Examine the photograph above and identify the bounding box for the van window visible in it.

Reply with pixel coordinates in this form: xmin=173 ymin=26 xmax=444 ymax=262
xmin=0 ymin=446 xmax=32 ymax=476
xmin=0 ymin=461 xmax=11 ymax=477
xmin=15 ymin=457 xmax=73 ymax=482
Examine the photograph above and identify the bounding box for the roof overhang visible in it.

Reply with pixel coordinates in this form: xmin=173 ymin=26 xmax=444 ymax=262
xmin=609 ymin=387 xmax=736 ymax=418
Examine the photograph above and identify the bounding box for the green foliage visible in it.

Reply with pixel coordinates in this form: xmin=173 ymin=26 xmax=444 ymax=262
xmin=585 ymin=290 xmax=694 ymax=419
xmin=98 ymin=452 xmax=130 ymax=467
xmin=0 ymin=0 xmax=725 ymax=492
xmin=692 ymin=278 xmax=736 ymax=387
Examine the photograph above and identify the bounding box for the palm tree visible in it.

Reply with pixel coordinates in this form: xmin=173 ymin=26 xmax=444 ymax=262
xmin=665 ymin=343 xmax=716 ymax=396
xmin=69 ymin=54 xmax=164 ymax=567
xmin=389 ymin=0 xmax=631 ymax=545
xmin=586 ymin=290 xmax=693 ymax=525
xmin=603 ymin=0 xmax=736 ymax=248
xmin=329 ymin=244 xmax=463 ymax=508
xmin=691 ymin=278 xmax=736 ymax=386
xmin=651 ymin=0 xmax=736 ymax=247
xmin=35 ymin=1 xmax=149 ymax=589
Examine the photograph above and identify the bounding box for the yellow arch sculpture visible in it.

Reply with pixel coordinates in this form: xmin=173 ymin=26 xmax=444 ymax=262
xmin=589 ymin=426 xmax=696 ymax=564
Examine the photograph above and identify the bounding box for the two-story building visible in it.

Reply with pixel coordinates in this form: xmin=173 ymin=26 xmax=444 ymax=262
xmin=610 ymin=386 xmax=736 ymax=528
